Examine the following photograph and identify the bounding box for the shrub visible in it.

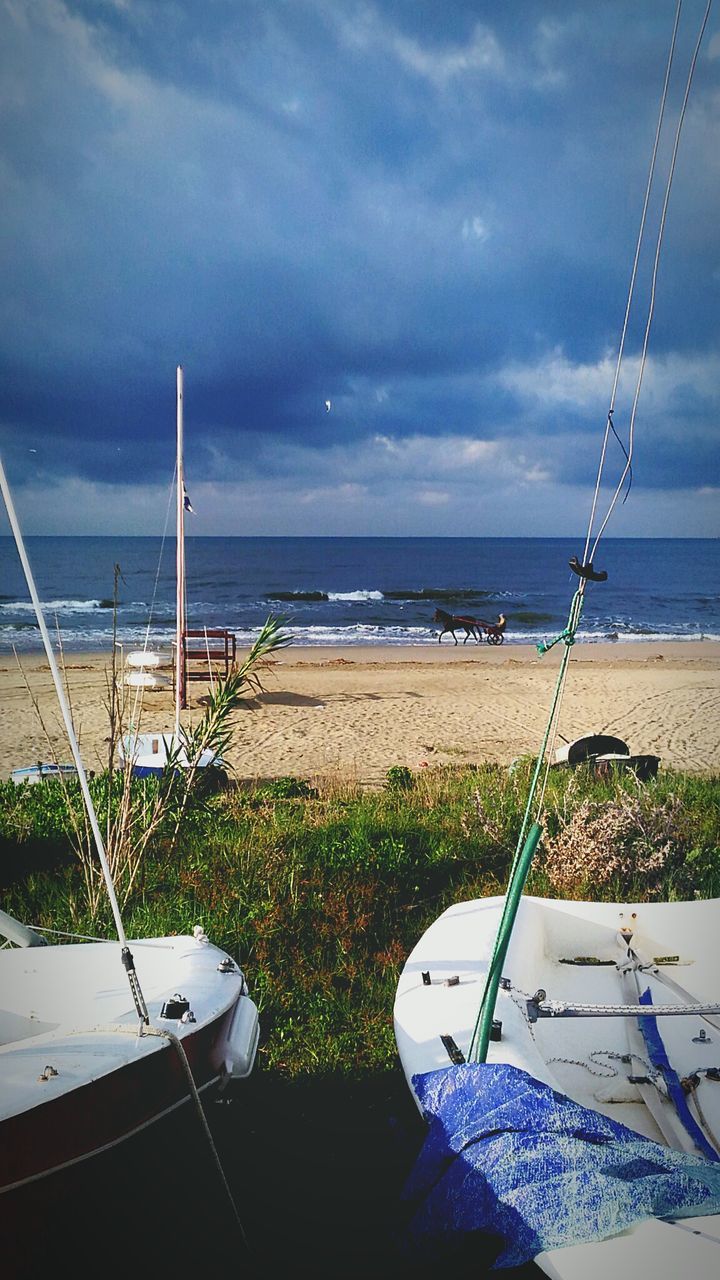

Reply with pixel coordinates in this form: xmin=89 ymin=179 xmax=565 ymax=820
xmin=254 ymin=776 xmax=318 ymax=801
xmin=385 ymin=765 xmax=414 ymax=792
xmin=541 ymin=792 xmax=686 ymax=899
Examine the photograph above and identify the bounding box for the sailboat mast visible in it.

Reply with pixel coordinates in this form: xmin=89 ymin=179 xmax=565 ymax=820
xmin=176 ymin=364 xmax=186 ymax=724
xmin=0 ymin=455 xmax=128 ymax=948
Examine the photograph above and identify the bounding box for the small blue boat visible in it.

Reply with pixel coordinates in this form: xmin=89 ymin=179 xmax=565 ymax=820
xmin=10 ymin=763 xmax=79 ymax=786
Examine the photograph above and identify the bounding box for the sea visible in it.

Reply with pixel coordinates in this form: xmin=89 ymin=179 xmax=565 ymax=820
xmin=0 ymin=535 xmax=718 ymax=654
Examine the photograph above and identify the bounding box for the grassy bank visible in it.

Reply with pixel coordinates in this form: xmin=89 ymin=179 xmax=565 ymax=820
xmin=2 ymin=762 xmax=719 ymax=1077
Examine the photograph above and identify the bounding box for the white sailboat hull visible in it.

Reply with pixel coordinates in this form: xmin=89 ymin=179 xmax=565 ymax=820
xmin=125 ymin=650 xmax=173 ymax=670
xmin=394 ymin=894 xmax=720 ymax=1276
xmin=10 ymin=763 xmax=78 ymax=785
xmin=0 ymin=407 xmax=257 ymax=1261
xmin=0 ymin=932 xmax=259 ymax=1199
xmin=124 ymin=670 xmax=172 ymax=690
xmin=118 ymin=731 xmax=219 ymax=776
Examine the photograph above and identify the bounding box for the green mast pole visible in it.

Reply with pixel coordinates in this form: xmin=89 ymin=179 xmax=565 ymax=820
xmin=468 ymin=588 xmax=584 ymax=1063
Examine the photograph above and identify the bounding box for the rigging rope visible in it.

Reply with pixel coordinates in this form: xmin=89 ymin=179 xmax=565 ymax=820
xmin=469 ymin=0 xmax=714 ymax=1065
xmin=582 ymin=0 xmax=682 ymax=559
xmin=58 ymin=1021 xmax=253 ymax=1251
xmin=140 ymin=1024 xmax=253 ymax=1249
xmin=585 ymin=0 xmax=713 ymax=566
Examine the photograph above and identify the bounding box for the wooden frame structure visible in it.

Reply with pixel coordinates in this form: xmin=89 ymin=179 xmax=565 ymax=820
xmin=181 ymin=628 xmax=236 ymax=696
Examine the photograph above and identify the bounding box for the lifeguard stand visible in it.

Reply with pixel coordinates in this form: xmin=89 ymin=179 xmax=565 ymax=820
xmin=178 ymin=628 xmax=236 ymax=706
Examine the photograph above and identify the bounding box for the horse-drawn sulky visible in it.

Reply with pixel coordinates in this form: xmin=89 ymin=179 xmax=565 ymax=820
xmin=433 ymin=608 xmax=506 ymax=645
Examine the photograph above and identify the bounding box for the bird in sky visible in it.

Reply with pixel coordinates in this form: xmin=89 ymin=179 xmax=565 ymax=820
xmin=325 ymin=400 xmax=331 ymax=412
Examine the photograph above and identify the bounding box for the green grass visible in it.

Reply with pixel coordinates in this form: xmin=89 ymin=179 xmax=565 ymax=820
xmin=2 ymin=762 xmax=719 ymax=1077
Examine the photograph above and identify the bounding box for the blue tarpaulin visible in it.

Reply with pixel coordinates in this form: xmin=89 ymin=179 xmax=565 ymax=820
xmin=401 ymin=1063 xmax=720 ymax=1269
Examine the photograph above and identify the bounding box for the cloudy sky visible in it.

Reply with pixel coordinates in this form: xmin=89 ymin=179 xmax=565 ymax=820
xmin=0 ymin=0 xmax=718 ymax=537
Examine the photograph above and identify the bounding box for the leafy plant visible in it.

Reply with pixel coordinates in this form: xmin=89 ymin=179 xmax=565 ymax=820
xmin=11 ymin=612 xmax=293 ymax=919
xmin=253 ymin=777 xmax=319 ymax=802
xmin=385 ymin=765 xmax=414 ymax=792
xmin=164 ymin=615 xmax=292 ymax=851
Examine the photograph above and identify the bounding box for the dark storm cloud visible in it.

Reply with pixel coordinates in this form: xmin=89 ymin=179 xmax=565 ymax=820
xmin=0 ymin=0 xmax=717 ymax=534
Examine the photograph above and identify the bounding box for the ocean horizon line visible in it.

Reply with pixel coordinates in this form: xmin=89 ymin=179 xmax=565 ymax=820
xmin=2 ymin=533 xmax=717 ymax=541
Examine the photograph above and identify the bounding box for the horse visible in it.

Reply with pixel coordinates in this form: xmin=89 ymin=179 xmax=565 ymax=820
xmin=433 ymin=607 xmax=481 ymax=645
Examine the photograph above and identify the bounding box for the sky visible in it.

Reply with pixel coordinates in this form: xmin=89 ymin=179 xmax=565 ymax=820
xmin=0 ymin=0 xmax=718 ymax=538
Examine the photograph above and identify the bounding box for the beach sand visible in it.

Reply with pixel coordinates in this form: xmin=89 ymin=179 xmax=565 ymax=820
xmin=2 ymin=640 xmax=719 ymax=785
xmin=2 ymin=643 xmax=719 ymax=1278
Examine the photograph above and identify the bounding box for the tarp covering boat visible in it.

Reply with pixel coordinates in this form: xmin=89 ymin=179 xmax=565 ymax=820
xmin=401 ymin=1063 xmax=720 ymax=1270
xmin=554 ymin=735 xmax=629 ymax=766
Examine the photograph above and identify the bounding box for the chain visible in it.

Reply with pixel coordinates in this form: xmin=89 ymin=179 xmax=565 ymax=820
xmin=506 ymin=985 xmax=538 ymax=1042
xmin=546 ymin=1048 xmax=665 ymax=1091
xmin=501 ymin=979 xmax=667 ymax=1093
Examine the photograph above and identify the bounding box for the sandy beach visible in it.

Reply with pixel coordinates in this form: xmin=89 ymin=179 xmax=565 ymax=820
xmin=2 ymin=640 xmax=719 ymax=787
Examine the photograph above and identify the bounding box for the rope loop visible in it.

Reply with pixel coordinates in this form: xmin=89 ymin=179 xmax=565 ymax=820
xmin=537 ymin=627 xmax=574 ymax=656
xmin=536 ymin=589 xmax=584 ymax=656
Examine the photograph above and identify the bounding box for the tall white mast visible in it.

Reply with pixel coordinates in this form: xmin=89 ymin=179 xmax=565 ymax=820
xmin=175 ymin=364 xmax=186 ymax=728
xmin=0 ymin=456 xmax=128 ymax=948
